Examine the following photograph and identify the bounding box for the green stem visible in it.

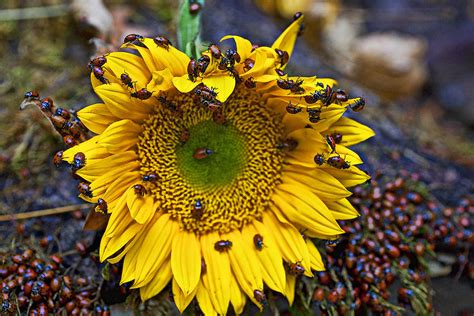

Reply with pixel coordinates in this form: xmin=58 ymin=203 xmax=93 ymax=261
xmin=177 ymin=0 xmax=205 ymax=58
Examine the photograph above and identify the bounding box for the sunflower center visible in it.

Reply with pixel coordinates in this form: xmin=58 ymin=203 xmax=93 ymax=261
xmin=138 ymin=87 xmax=285 ymax=234
xmin=175 ymin=120 xmax=246 ymax=190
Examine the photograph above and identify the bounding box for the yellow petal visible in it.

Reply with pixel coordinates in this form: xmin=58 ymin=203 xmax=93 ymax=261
xmin=202 ymin=75 xmax=236 ymax=102
xmin=139 ymin=258 xmax=172 ymax=301
xmin=220 ymin=35 xmax=253 ymax=61
xmin=103 ymin=192 xmax=131 ymax=238
xmin=306 ymin=239 xmax=325 ymax=271
xmin=126 ymin=189 xmax=155 ymax=225
xmin=230 ymin=274 xmax=246 ymax=315
xmin=121 ymin=40 xmax=159 ymax=72
xmin=329 ymin=145 xmax=363 ymax=165
xmin=121 ymin=236 xmax=143 ymax=284
xmin=263 ymin=211 xmax=312 ymax=277
xmin=62 ymin=136 xmax=104 ymax=163
xmin=172 ymin=278 xmax=198 ymax=313
xmin=89 ymin=167 xmax=139 ymax=197
xmin=285 ymin=128 xmax=327 ymax=168
xmin=200 ymin=232 xmax=231 ymax=315
xmin=140 ymin=38 xmax=189 ymax=76
xmin=100 ymin=221 xmax=143 ymax=260
xmin=271 ymin=14 xmax=304 ymax=69
xmin=172 ymin=75 xmax=200 ymax=94
xmin=324 ymin=116 xmax=375 ymax=146
xmin=134 ymin=214 xmax=177 ymax=287
xmin=108 ymin=233 xmax=142 ymax=264
xmin=281 ymin=111 xmax=309 ymax=134
xmin=98 ymin=119 xmax=142 ymax=154
xmin=101 ymin=171 xmax=141 ymax=207
xmin=223 ymin=230 xmax=263 ymax=308
xmin=103 ymin=51 xmax=151 ymax=88
xmin=147 ymin=68 xmax=175 ymax=93
xmin=94 ymin=83 xmax=153 ymax=122
xmin=171 ymin=230 xmax=201 ymax=296
xmin=272 ymin=187 xmax=344 ymax=237
xmin=244 ymin=49 xmax=274 ymax=78
xmin=90 ymin=69 xmax=121 ymax=89
xmin=326 ymin=198 xmax=360 ymax=220
xmin=77 ymin=103 xmax=119 ymax=134
xmin=196 ymin=282 xmax=218 ymax=316
xmin=245 ymin=222 xmax=286 ymax=293
xmin=76 ymin=151 xmax=138 ymax=182
xmin=282 ymin=164 xmax=351 ymax=200
xmin=284 ymin=274 xmax=296 ymax=305
xmin=324 ymin=165 xmax=370 ymax=187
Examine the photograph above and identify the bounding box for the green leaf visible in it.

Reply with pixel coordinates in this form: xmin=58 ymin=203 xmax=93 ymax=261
xmin=177 ymin=0 xmax=205 ymax=58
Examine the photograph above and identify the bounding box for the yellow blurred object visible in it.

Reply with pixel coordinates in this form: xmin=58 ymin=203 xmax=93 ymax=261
xmin=254 ymin=0 xmax=340 ymax=30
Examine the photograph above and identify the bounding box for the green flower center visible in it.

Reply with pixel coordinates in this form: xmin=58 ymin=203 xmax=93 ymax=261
xmin=175 ymin=120 xmax=246 ymax=190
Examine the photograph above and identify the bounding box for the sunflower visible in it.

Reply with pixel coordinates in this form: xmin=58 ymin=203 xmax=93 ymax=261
xmin=63 ymin=15 xmax=374 ymax=314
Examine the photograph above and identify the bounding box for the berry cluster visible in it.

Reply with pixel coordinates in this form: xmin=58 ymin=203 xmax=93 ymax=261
xmin=307 ymin=172 xmax=473 ymax=315
xmin=0 ymin=247 xmax=109 ymax=315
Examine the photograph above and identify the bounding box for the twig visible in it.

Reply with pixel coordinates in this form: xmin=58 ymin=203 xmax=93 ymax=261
xmin=0 ymin=4 xmax=69 ymax=21
xmin=0 ymin=204 xmax=90 ymax=222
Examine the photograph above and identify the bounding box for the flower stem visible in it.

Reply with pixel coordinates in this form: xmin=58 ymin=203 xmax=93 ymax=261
xmin=177 ymin=0 xmax=205 ymax=58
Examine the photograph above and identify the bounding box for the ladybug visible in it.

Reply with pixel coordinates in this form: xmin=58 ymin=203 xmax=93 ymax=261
xmin=78 ymin=182 xmax=93 ymax=198
xmin=88 ymin=56 xmax=107 ymax=70
xmin=24 ymin=91 xmax=40 ymax=99
xmin=350 ymin=97 xmax=365 ymax=112
xmin=277 ymin=138 xmax=298 ymax=151
xmin=40 ymin=98 xmax=54 ymax=112
xmin=253 ymin=289 xmax=266 ymax=304
xmin=197 ymin=55 xmax=211 ymax=74
xmin=142 ymin=173 xmax=158 ymax=183
xmin=133 ymin=184 xmax=147 ymax=197
xmin=253 ymin=234 xmax=264 ymax=250
xmin=313 ymin=154 xmax=325 ymax=166
xmin=243 ymin=58 xmax=254 ymax=72
xmin=120 ymin=73 xmax=135 ymax=89
xmin=193 ymin=148 xmax=214 ymax=159
xmin=286 ymin=102 xmax=302 ymax=114
xmin=275 ymin=48 xmax=289 ymax=66
xmin=208 ymin=44 xmax=221 ymax=59
xmin=326 ymin=135 xmax=336 ymax=153
xmin=72 ymin=152 xmax=86 ymax=170
xmin=123 ymin=34 xmax=143 ymax=44
xmin=214 ymin=240 xmax=232 ymax=252
xmin=53 ymin=151 xmax=64 ymax=167
xmin=335 ymin=89 xmax=348 ymax=103
xmin=187 ymin=58 xmax=199 ymax=81
xmin=326 ymin=156 xmax=350 ymax=169
xmin=192 ymin=199 xmax=204 ymax=219
xmin=153 ymin=36 xmax=172 ymax=50
xmin=131 ymin=88 xmax=152 ymax=100
xmin=304 ymin=91 xmax=324 ymax=104
xmin=189 ymin=1 xmax=201 ymax=14
xmin=97 ymin=198 xmax=108 ymax=213
xmin=287 ymin=262 xmax=305 ymax=275
xmin=244 ymin=78 xmax=256 ymax=89
xmin=332 ymin=133 xmax=343 ymax=144
xmin=275 ymin=68 xmax=286 ymax=76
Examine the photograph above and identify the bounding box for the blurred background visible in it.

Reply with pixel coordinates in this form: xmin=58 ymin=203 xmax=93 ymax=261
xmin=0 ymin=0 xmax=472 ymax=315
